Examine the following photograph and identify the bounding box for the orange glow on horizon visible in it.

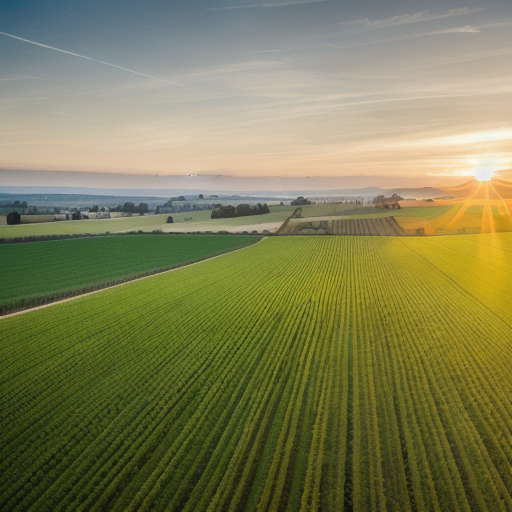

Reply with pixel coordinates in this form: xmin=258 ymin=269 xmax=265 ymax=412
xmin=445 ymin=178 xmax=511 ymax=234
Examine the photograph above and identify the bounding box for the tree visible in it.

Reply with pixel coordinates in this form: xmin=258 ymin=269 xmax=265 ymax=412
xmin=6 ymin=211 xmax=21 ymax=225
xmin=71 ymin=209 xmax=81 ymax=220
xmin=123 ymin=202 xmax=136 ymax=213
xmin=167 ymin=216 xmax=174 ymax=223
xmin=291 ymin=196 xmax=311 ymax=206
xmin=224 ymin=205 xmax=236 ymax=217
xmin=89 ymin=205 xmax=99 ymax=212
xmin=138 ymin=203 xmax=148 ymax=215
xmin=198 ymin=194 xmax=204 ymax=199
xmin=235 ymin=204 xmax=252 ymax=216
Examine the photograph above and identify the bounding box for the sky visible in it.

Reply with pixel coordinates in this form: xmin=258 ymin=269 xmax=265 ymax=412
xmin=0 ymin=0 xmax=511 ymax=187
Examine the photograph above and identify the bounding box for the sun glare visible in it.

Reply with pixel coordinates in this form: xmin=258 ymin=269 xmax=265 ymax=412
xmin=473 ymin=162 xmax=496 ymax=182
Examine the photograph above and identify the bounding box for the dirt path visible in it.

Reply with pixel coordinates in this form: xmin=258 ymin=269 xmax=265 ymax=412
xmin=1 ymin=238 xmax=266 ymax=319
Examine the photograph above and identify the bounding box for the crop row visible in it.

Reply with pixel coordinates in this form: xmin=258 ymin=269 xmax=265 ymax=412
xmin=284 ymin=217 xmax=407 ymax=236
xmin=331 ymin=217 xmax=406 ymax=236
xmin=1 ymin=234 xmax=511 ymax=511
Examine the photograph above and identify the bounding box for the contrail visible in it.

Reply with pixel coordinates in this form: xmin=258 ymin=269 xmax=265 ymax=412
xmin=0 ymin=31 xmax=184 ymax=87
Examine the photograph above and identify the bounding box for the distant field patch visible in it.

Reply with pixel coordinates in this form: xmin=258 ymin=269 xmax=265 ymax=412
xmin=0 ymin=214 xmax=174 ymax=238
xmin=147 ymin=207 xmax=296 ymax=234
xmin=299 ymin=203 xmax=375 ymax=217
xmin=283 ymin=203 xmax=512 ymax=236
xmin=298 ymin=205 xmax=452 ymax=220
xmin=282 ymin=217 xmax=406 ymax=236
xmin=0 ymin=234 xmax=260 ymax=312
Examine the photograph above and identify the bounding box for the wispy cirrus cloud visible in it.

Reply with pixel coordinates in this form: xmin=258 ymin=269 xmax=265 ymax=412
xmin=178 ymin=60 xmax=282 ymax=83
xmin=251 ymin=46 xmax=307 ymax=54
xmin=342 ymin=7 xmax=485 ymax=29
xmin=323 ymin=25 xmax=481 ymax=50
xmin=0 ymin=74 xmax=48 ymax=82
xmin=208 ymin=0 xmax=326 ymax=11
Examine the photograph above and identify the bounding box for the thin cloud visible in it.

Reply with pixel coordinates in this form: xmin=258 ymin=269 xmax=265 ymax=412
xmin=442 ymin=25 xmax=480 ymax=33
xmin=311 ymin=130 xmax=512 ymax=159
xmin=342 ymin=8 xmax=485 ymax=29
xmin=0 ymin=74 xmax=48 ymax=81
xmin=251 ymin=46 xmax=306 ymax=54
xmin=406 ymin=48 xmax=512 ymax=71
xmin=323 ymin=25 xmax=481 ymax=50
xmin=0 ymin=32 xmax=184 ymax=87
xmin=178 ymin=60 xmax=281 ymax=82
xmin=434 ymin=129 xmax=512 ymax=146
xmin=42 ymin=3 xmax=84 ymax=20
xmin=209 ymin=0 xmax=326 ymax=11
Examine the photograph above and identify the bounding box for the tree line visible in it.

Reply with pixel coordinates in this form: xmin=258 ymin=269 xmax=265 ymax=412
xmin=211 ymin=203 xmax=270 ymax=219
xmin=110 ymin=202 xmax=149 ymax=215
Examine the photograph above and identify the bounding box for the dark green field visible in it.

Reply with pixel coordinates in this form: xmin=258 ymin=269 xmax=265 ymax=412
xmin=0 ymin=234 xmax=260 ymax=312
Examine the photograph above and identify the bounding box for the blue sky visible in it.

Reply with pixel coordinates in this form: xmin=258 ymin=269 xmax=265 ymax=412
xmin=0 ymin=0 xmax=511 ymax=183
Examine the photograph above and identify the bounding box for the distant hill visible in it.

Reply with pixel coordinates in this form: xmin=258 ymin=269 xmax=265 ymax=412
xmin=441 ymin=173 xmax=512 ymax=199
xmin=0 ymin=193 xmax=168 ymax=209
xmin=0 ymin=186 xmax=447 ymax=206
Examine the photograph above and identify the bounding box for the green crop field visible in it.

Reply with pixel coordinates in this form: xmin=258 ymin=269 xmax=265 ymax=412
xmin=1 ymin=234 xmax=511 ymax=512
xmin=0 ymin=234 xmax=260 ymax=312
xmin=0 ymin=214 xmax=174 ymax=238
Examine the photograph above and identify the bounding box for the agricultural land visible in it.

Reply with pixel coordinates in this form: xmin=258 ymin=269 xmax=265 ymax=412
xmin=1 ymin=233 xmax=511 ymax=512
xmin=280 ymin=200 xmax=512 ymax=237
xmin=0 ymin=234 xmax=260 ymax=314
xmin=2 ymin=179 xmax=511 ymax=239
xmin=0 ymin=206 xmax=296 ymax=238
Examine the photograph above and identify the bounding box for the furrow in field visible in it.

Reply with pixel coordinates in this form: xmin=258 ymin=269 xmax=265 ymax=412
xmin=118 ymin=238 xmax=320 ymax=512
xmin=375 ymin=239 xmax=512 ymax=511
xmin=156 ymin=245 xmax=319 ymax=512
xmin=1 ymin=242 xmax=284 ymax=510
xmin=393 ymin=254 xmax=512 ymax=503
xmin=359 ymin=241 xmax=413 ymax=512
xmin=54 ymin=247 xmax=301 ymax=511
xmin=400 ymin=239 xmax=511 ymax=328
xmin=407 ymin=262 xmax=512 ymax=461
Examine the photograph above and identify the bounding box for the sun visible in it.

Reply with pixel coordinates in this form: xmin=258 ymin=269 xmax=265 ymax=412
xmin=473 ymin=163 xmax=496 ymax=182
